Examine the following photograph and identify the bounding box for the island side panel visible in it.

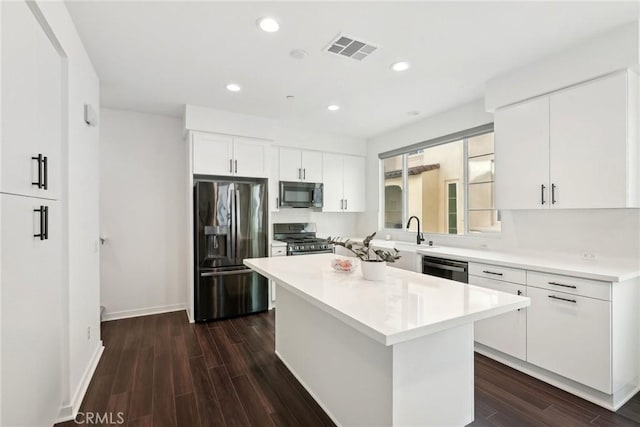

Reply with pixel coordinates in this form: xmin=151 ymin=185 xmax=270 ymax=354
xmin=392 ymin=323 xmax=475 ymax=426
xmin=275 ymin=284 xmax=393 ymax=426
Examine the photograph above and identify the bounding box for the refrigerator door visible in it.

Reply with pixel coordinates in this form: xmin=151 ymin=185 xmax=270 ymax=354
xmin=233 ymin=181 xmax=268 ymax=263
xmin=195 ymin=181 xmax=235 ymax=268
xmin=195 ymin=266 xmax=268 ymax=321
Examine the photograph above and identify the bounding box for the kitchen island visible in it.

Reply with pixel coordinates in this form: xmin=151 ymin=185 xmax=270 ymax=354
xmin=244 ymin=254 xmax=530 ymax=426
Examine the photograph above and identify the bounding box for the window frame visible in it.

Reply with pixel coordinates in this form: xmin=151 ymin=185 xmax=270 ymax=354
xmin=379 ymin=123 xmax=498 ymax=237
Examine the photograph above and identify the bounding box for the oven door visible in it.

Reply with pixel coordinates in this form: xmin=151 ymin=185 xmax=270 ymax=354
xmin=422 ymin=256 xmax=468 ymax=283
xmin=279 ymin=181 xmax=323 ymax=208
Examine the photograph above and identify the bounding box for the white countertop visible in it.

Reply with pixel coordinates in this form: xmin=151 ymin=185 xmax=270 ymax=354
xmin=244 ymin=254 xmax=529 ymax=346
xmin=370 ymin=240 xmax=640 ymax=282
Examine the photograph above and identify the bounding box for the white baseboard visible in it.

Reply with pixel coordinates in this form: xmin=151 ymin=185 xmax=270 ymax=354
xmin=57 ymin=342 xmax=105 ymax=423
xmin=101 ymin=303 xmax=186 ymax=321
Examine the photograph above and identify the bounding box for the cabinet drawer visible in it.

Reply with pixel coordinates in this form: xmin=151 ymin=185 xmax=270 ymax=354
xmin=469 ymin=262 xmax=526 ymax=284
xmin=527 ymin=271 xmax=611 ymax=301
xmin=526 ymin=286 xmax=611 ymax=393
xmin=271 ymin=246 xmax=286 ymax=257
xmin=470 ymin=276 xmax=527 ymax=360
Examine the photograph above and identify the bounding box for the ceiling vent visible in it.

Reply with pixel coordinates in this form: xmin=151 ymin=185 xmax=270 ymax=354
xmin=325 ymin=33 xmax=379 ymax=61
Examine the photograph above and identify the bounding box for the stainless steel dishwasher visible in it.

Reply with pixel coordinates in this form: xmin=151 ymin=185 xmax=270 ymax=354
xmin=422 ymin=256 xmax=469 ymax=283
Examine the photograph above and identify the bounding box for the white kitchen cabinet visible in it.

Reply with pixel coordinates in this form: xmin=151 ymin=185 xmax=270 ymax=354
xmin=192 ymin=132 xmax=268 ymax=178
xmin=279 ymin=147 xmax=322 ymax=182
xmin=470 ymin=275 xmax=527 ymax=361
xmin=1 ymin=0 xmax=62 ymax=200
xmin=268 ymin=147 xmax=280 ymax=212
xmin=322 ymin=153 xmax=365 ymax=212
xmin=269 ymin=242 xmax=287 ymax=307
xmin=549 ymin=72 xmax=631 ymax=208
xmin=526 ymin=285 xmax=612 ymax=393
xmin=495 ymin=97 xmax=550 ymax=210
xmin=1 ymin=194 xmax=62 ymax=427
xmin=495 ymin=71 xmax=639 ymax=210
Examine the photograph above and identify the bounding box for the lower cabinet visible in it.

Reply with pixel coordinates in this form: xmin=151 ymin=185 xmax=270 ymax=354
xmin=269 ymin=244 xmax=287 ymax=307
xmin=526 ymin=285 xmax=612 ymax=393
xmin=470 ymin=275 xmax=527 ymax=360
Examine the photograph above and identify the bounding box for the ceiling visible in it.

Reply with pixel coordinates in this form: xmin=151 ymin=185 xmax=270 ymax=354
xmin=66 ymin=1 xmax=639 ymax=139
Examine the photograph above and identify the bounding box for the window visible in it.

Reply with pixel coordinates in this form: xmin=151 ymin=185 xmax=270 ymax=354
xmin=380 ymin=124 xmax=500 ymax=235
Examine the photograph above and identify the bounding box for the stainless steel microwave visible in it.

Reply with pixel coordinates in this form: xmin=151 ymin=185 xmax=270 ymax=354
xmin=279 ymin=181 xmax=323 ymax=208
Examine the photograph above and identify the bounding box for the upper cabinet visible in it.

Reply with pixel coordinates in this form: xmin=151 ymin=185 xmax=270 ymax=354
xmin=192 ymin=132 xmax=268 ymax=178
xmin=279 ymin=148 xmax=322 ymax=182
xmin=1 ymin=1 xmax=63 ymax=200
xmin=322 ymin=153 xmax=365 ymax=212
xmin=495 ymin=71 xmax=639 ymax=210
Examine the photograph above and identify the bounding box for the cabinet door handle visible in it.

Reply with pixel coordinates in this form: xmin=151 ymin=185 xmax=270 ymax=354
xmin=33 ymin=206 xmax=45 ymax=240
xmin=229 ymin=159 xmax=233 ymax=173
xmin=551 ymin=183 xmax=557 ymax=204
xmin=340 ymin=199 xmax=344 ymax=210
xmin=344 ymin=199 xmax=348 ymax=210
xmin=517 ymin=289 xmax=523 ymax=310
xmin=541 ymin=184 xmax=546 ymax=205
xmin=298 ymin=168 xmax=301 ymax=180
xmin=276 ymin=197 xmax=279 ymax=207
xmin=482 ymin=270 xmax=503 ymax=276
xmin=43 ymin=205 xmax=49 ymax=240
xmin=32 ymin=154 xmax=43 ymax=188
xmin=303 ymin=168 xmax=306 ymax=180
xmin=548 ymin=281 xmax=577 ymax=289
xmin=234 ymin=160 xmax=238 ymax=173
xmin=42 ymin=156 xmax=48 ymax=190
xmin=548 ymin=295 xmax=576 ymax=304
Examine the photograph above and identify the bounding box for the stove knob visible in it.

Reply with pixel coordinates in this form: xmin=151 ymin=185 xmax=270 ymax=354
xmin=310 ymin=245 xmax=315 ymax=250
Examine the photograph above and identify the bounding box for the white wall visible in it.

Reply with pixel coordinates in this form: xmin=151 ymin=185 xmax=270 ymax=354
xmin=100 ymin=108 xmax=187 ymax=320
xmin=485 ymin=21 xmax=639 ymax=111
xmin=36 ymin=1 xmax=102 ymax=421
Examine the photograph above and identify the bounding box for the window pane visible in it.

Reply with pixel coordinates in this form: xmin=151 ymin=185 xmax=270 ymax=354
xmin=468 ymin=182 xmax=495 ymax=210
xmin=467 ymin=132 xmax=500 ymax=234
xmin=468 ymin=153 xmax=494 ymax=184
xmin=469 ymin=210 xmax=501 ymax=233
xmin=383 ymin=155 xmax=403 ymax=229
xmin=406 ymin=141 xmax=464 ymax=235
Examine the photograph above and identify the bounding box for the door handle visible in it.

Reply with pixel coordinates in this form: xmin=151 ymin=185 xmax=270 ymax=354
xmin=303 ymin=168 xmax=306 ymax=180
xmin=32 ymin=154 xmax=43 ymax=188
xmin=541 ymin=184 xmax=546 ymax=205
xmin=200 ymin=269 xmax=254 ymax=277
xmin=234 ymin=160 xmax=238 ymax=174
xmin=298 ymin=168 xmax=301 ymax=180
xmin=229 ymin=159 xmax=233 ymax=173
xmin=276 ymin=197 xmax=279 ymax=207
xmin=482 ymin=270 xmax=503 ymax=276
xmin=340 ymin=199 xmax=344 ymax=210
xmin=548 ymin=281 xmax=577 ymax=289
xmin=344 ymin=199 xmax=348 ymax=210
xmin=42 ymin=156 xmax=48 ymax=190
xmin=551 ymin=183 xmax=557 ymax=205
xmin=33 ymin=206 xmax=45 ymax=240
xmin=43 ymin=205 xmax=49 ymax=240
xmin=548 ymin=294 xmax=576 ymax=304
xmin=517 ymin=289 xmax=523 ymax=311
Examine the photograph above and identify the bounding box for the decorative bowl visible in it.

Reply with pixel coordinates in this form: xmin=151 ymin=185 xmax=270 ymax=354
xmin=330 ymin=257 xmax=357 ymax=273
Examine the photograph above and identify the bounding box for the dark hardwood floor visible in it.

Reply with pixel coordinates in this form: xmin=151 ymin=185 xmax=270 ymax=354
xmin=57 ymin=310 xmax=640 ymax=427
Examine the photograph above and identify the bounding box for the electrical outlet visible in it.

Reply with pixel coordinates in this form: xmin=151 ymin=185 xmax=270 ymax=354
xmin=87 ymin=326 xmax=91 ymax=340
xmin=581 ymin=252 xmax=597 ymax=261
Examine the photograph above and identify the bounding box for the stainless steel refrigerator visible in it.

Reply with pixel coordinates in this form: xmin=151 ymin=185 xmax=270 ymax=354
xmin=194 ymin=178 xmax=268 ymax=321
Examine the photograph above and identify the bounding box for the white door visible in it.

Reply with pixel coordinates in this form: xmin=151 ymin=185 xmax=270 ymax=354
xmin=470 ymin=276 xmax=526 ymax=360
xmin=1 ymin=1 xmax=62 ymax=200
xmin=526 ymin=286 xmax=611 ymax=393
xmin=342 ymin=155 xmax=366 ymax=212
xmin=279 ymin=147 xmax=302 ymax=181
xmin=192 ymin=132 xmax=234 ymax=175
xmin=233 ymin=136 xmax=267 ymax=178
xmin=301 ymin=150 xmax=323 ymax=182
xmin=550 ymin=72 xmax=628 ymax=209
xmin=1 ymin=194 xmax=62 ymax=427
xmin=322 ymin=153 xmax=344 ymax=212
xmin=494 ymin=97 xmax=550 ymax=210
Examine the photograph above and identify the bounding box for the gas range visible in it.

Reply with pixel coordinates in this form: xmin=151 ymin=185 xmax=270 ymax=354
xmin=273 ymin=223 xmax=334 ymax=256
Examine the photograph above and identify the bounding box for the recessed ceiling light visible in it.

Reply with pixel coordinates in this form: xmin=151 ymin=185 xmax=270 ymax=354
xmin=391 ymin=61 xmax=410 ymax=72
xmin=257 ymin=17 xmax=279 ymax=33
xmin=226 ymin=83 xmax=241 ymax=92
xmin=327 ymin=105 xmax=340 ymax=111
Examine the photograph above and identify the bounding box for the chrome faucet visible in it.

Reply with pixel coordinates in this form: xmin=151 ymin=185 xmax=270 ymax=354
xmin=406 ymin=216 xmax=425 ymax=245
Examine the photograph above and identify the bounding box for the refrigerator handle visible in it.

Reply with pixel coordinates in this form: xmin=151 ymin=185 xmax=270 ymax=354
xmin=228 ymin=184 xmax=235 ymax=263
xmin=235 ymin=189 xmax=241 ymax=260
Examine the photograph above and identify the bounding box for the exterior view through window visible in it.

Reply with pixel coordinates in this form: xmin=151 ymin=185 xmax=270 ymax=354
xmin=381 ymin=128 xmax=500 ymax=235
